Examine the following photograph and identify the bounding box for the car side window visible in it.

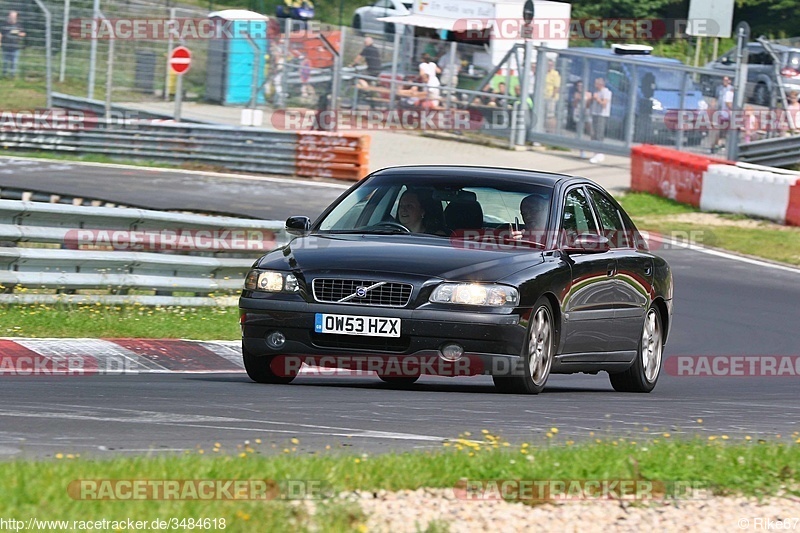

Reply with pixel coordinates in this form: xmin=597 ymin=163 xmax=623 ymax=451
xmin=587 ymin=188 xmax=629 ymax=248
xmin=561 ymin=188 xmax=598 ymax=243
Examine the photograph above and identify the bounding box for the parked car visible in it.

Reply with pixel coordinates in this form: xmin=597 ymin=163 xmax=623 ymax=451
xmin=702 ymin=42 xmax=800 ymax=106
xmin=239 ymin=166 xmax=673 ymax=394
xmin=567 ymin=46 xmax=708 ymax=144
xmin=352 ymin=0 xmax=411 ymax=35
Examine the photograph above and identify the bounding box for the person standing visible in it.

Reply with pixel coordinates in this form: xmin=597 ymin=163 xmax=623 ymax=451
xmin=544 ymin=60 xmax=561 ymax=132
xmin=589 ymin=77 xmax=612 ymax=164
xmin=0 ymin=11 xmax=26 ymax=78
xmin=351 ymin=36 xmax=382 ymax=89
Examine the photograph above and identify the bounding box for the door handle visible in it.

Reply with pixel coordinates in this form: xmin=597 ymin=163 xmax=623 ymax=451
xmin=607 ymin=263 xmax=616 ymax=277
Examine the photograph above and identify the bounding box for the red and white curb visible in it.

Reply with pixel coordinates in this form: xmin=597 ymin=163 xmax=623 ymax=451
xmin=0 ymin=338 xmax=244 ymax=374
xmin=0 ymin=338 xmax=373 ymax=376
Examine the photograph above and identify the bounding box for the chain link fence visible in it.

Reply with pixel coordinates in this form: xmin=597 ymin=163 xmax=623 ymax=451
xmin=3 ymin=2 xmax=799 ymax=161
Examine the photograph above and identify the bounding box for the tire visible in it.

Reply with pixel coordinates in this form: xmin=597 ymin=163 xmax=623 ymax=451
xmin=242 ymin=346 xmax=296 ymax=384
xmin=493 ymin=297 xmax=555 ymax=394
xmin=609 ymin=305 xmax=663 ymax=393
xmin=754 ymin=83 xmax=770 ymax=107
xmin=378 ymin=375 xmax=419 ymax=385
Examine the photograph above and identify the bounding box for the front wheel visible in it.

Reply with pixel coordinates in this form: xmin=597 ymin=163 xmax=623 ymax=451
xmin=493 ymin=297 xmax=554 ymax=394
xmin=609 ymin=306 xmax=663 ymax=393
xmin=243 ymin=347 xmax=296 ymax=384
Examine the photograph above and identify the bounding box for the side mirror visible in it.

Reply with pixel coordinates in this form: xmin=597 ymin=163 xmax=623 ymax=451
xmin=562 ymin=233 xmax=611 ymax=254
xmin=285 ymin=216 xmax=311 ymax=236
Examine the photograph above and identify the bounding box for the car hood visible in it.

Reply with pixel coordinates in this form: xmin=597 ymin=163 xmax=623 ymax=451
xmin=258 ymin=233 xmax=544 ymax=282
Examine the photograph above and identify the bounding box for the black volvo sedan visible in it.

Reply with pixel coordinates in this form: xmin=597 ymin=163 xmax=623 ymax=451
xmin=239 ymin=166 xmax=673 ymax=394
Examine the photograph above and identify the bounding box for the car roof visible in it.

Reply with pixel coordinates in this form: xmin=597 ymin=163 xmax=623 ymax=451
xmin=369 ymin=165 xmax=579 ymax=188
xmin=567 ymin=48 xmax=683 ymax=65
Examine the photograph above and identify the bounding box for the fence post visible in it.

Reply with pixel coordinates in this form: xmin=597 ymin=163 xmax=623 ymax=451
xmin=59 ymin=0 xmax=70 ymax=83
xmin=727 ymin=25 xmax=749 ymax=161
xmin=103 ymin=16 xmax=114 ymax=121
xmin=516 ymin=40 xmax=533 ymax=145
xmin=88 ymin=0 xmax=100 ymax=99
xmin=32 ymin=0 xmax=53 ymax=108
xmin=532 ymin=49 xmax=548 ymax=135
xmin=624 ymin=64 xmax=638 ymax=148
xmin=165 ymin=7 xmax=176 ymax=101
xmin=674 ymin=70 xmax=688 ymax=151
xmin=389 ymin=29 xmax=401 ymax=110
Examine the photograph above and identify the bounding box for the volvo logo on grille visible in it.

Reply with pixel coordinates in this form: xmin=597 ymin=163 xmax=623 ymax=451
xmin=355 ymin=286 xmax=368 ymax=298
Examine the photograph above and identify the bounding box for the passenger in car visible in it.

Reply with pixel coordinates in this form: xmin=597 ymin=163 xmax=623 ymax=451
xmin=512 ymin=193 xmax=550 ymax=243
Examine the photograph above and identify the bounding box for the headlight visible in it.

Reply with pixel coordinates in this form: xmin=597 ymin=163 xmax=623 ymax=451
xmin=244 ymin=270 xmax=300 ymax=293
xmin=429 ymin=283 xmax=519 ymax=306
xmin=651 ymin=98 xmax=663 ymax=111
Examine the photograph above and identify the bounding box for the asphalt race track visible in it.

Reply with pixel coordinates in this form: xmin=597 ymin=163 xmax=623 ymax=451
xmin=0 ymin=157 xmax=345 ymax=219
xmin=1 ymin=161 xmax=799 ymax=458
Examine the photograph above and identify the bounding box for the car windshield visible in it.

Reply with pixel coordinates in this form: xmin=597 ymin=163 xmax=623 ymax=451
xmin=640 ymin=67 xmax=690 ymax=91
xmin=315 ymin=172 xmax=554 ymax=237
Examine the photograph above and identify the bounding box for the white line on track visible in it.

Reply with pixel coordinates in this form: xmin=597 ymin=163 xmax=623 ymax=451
xmin=649 ymin=233 xmax=800 ymax=275
xmin=0 ymin=156 xmax=351 ymax=190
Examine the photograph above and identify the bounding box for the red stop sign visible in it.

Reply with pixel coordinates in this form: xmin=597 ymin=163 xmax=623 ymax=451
xmin=169 ymin=46 xmax=192 ymax=75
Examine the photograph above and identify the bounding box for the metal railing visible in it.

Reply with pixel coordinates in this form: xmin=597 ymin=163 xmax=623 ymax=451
xmin=0 ymin=199 xmax=288 ymax=306
xmin=739 ymin=135 xmax=800 ymax=168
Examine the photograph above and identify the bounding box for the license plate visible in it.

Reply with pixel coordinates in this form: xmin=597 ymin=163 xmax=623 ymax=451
xmin=314 ymin=314 xmax=401 ymax=337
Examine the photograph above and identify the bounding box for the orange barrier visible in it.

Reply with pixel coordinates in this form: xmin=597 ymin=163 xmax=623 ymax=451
xmin=296 ymin=132 xmax=370 ymax=181
xmin=787 ymin=181 xmax=800 ymax=227
xmin=631 ymin=145 xmax=732 ymax=207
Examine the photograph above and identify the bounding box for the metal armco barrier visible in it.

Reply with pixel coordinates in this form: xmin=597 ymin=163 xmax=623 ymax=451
xmin=51 ymin=93 xmax=211 ymax=124
xmin=0 ymin=113 xmax=370 ymax=182
xmin=739 ymin=135 xmax=800 ymax=169
xmin=631 ymin=145 xmax=800 ymax=225
xmin=0 ymin=199 xmax=288 ymax=305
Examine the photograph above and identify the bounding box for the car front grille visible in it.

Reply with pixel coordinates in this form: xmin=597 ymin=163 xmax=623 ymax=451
xmin=312 ymin=279 xmax=413 ymax=307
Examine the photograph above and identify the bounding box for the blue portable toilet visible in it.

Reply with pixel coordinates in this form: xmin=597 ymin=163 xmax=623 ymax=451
xmin=205 ymin=10 xmax=269 ymax=105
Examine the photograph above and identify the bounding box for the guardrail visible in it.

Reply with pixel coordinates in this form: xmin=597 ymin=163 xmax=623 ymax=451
xmin=739 ymin=135 xmax=800 ymax=169
xmin=51 ymin=93 xmax=211 ymax=124
xmin=0 ymin=103 xmax=371 ymax=182
xmin=0 ymin=199 xmax=289 ymax=306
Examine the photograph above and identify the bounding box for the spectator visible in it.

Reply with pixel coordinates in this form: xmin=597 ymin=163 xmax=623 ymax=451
xmin=438 ymin=47 xmax=460 ymax=88
xmin=588 ymin=77 xmax=612 ymax=164
xmin=782 ymin=91 xmax=800 ymax=136
xmin=419 ymin=53 xmax=441 ymax=86
xmin=715 ymin=76 xmax=733 ymax=111
xmin=743 ymin=105 xmax=758 ymax=144
xmin=421 ymin=72 xmax=441 ymax=109
xmin=351 ymin=36 xmax=382 ymax=89
xmin=0 ymin=11 xmax=26 ymax=78
xmin=544 ymin=60 xmax=561 ymax=132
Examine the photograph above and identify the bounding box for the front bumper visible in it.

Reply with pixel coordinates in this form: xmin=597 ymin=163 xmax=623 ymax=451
xmin=239 ymin=297 xmax=528 ymax=376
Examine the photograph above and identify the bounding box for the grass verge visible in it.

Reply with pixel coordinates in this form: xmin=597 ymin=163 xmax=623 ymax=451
xmin=0 ymin=436 xmax=798 ymax=532
xmin=617 ymin=192 xmax=800 ymax=266
xmin=0 ymin=304 xmax=240 ymax=340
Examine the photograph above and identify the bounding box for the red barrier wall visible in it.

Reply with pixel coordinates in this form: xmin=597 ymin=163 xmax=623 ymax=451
xmin=630 ymin=145 xmax=732 ymax=207
xmin=787 ymin=181 xmax=800 ymax=227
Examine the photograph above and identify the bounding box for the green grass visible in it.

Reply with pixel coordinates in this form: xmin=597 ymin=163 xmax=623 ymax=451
xmin=0 ymin=304 xmax=240 ymax=340
xmin=0 ymin=437 xmax=798 ymax=531
xmin=617 ymin=192 xmax=800 ymax=266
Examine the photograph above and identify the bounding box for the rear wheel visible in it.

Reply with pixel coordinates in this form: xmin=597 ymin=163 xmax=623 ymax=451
xmin=754 ymin=83 xmax=770 ymax=107
xmin=609 ymin=306 xmax=663 ymax=392
xmin=493 ymin=297 xmax=554 ymax=394
xmin=243 ymin=347 xmax=295 ymax=384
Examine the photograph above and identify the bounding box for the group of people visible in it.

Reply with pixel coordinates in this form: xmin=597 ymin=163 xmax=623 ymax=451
xmin=0 ymin=11 xmax=25 ymax=78
xmin=568 ymin=77 xmax=612 ymax=163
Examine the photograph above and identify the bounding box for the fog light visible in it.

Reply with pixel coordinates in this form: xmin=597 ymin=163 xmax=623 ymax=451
xmin=266 ymin=331 xmax=286 ymax=350
xmin=440 ymin=343 xmax=464 ymax=362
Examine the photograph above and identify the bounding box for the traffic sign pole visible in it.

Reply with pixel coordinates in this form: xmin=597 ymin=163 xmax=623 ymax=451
xmin=169 ymin=46 xmax=192 ymax=122
xmin=175 ymin=72 xmax=184 ymax=122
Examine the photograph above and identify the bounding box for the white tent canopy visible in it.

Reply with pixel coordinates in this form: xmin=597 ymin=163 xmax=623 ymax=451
xmin=379 ymin=14 xmax=492 ymax=32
